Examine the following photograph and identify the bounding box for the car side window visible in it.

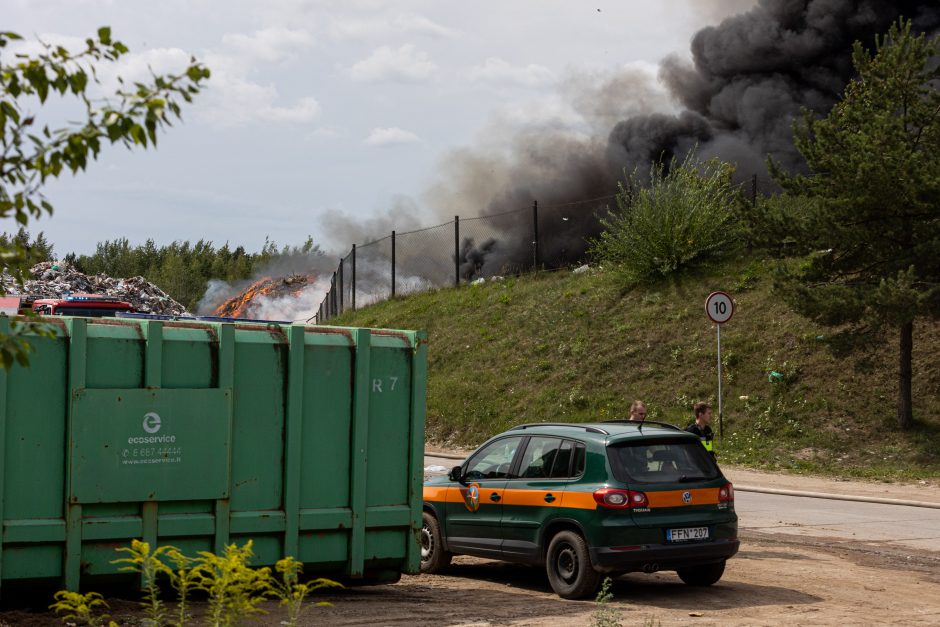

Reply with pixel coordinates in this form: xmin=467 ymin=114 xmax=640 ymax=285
xmin=549 ymin=441 xmax=573 ymax=478
xmin=518 ymin=437 xmax=562 ymax=479
xmin=465 ymin=437 xmax=523 ymax=480
xmin=572 ymin=443 xmax=586 ymax=476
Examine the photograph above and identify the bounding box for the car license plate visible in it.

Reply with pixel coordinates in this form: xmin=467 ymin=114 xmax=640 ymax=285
xmin=667 ymin=527 xmax=709 ymax=542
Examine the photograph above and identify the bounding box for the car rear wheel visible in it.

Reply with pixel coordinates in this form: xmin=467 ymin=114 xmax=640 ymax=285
xmin=420 ymin=511 xmax=452 ymax=574
xmin=545 ymin=530 xmax=601 ymax=599
xmin=677 ymin=560 xmax=726 ymax=586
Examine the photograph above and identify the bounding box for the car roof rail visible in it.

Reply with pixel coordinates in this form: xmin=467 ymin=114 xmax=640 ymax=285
xmin=510 ymin=422 xmax=609 ymax=435
xmin=601 ymin=419 xmax=685 ymax=433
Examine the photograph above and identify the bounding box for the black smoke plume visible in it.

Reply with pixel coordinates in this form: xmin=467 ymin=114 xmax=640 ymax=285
xmin=424 ymin=0 xmax=940 ymax=274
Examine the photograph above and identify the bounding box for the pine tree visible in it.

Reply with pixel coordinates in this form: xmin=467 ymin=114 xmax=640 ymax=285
xmin=771 ymin=19 xmax=940 ymax=430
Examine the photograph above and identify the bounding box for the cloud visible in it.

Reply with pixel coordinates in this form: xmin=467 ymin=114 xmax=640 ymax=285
xmin=350 ymin=44 xmax=437 ymax=82
xmin=221 ymin=27 xmax=314 ymax=63
xmin=8 ymin=32 xmax=320 ymax=129
xmin=199 ymin=52 xmax=320 ymax=128
xmin=363 ymin=127 xmax=421 ymax=146
xmin=468 ymin=58 xmax=556 ymax=87
xmin=305 ymin=126 xmax=343 ymax=140
xmin=330 ymin=13 xmax=456 ymax=40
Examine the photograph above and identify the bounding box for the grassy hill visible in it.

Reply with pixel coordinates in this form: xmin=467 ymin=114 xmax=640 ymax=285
xmin=333 ymin=258 xmax=940 ymax=480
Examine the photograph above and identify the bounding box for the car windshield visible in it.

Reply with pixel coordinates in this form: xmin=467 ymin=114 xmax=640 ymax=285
xmin=608 ymin=438 xmax=720 ymax=484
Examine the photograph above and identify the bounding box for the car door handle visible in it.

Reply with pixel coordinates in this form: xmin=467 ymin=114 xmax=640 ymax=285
xmin=544 ymin=493 xmax=556 ymax=503
xmin=489 ymin=492 xmax=501 ymax=502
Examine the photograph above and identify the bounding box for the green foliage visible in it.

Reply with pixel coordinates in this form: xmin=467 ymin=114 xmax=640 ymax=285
xmin=64 ymin=539 xmax=342 ymax=626
xmin=769 ymin=19 xmax=940 ymax=429
xmin=165 ymin=547 xmax=200 ymax=627
xmin=590 ymin=577 xmax=621 ymax=627
xmin=49 ymin=590 xmax=116 ymax=626
xmin=270 ymin=556 xmax=343 ymax=627
xmin=70 ymin=235 xmax=323 ymax=310
xmin=0 ymin=228 xmax=54 ymax=268
xmin=0 ymin=27 xmax=207 ymax=368
xmin=334 ymin=258 xmax=940 ymax=479
xmin=590 ymin=152 xmax=742 ymax=285
xmin=734 ymin=194 xmax=820 ymax=257
xmin=113 ymin=539 xmax=173 ymax=625
xmin=194 ymin=540 xmax=274 ymax=627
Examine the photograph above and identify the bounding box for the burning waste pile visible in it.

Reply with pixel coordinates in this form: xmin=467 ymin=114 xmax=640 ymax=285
xmin=1 ymin=261 xmax=188 ymax=315
xmin=197 ymin=244 xmax=337 ymax=323
xmin=209 ymin=274 xmax=320 ymax=321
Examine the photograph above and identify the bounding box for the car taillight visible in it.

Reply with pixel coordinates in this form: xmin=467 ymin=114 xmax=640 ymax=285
xmin=719 ymin=482 xmax=734 ymax=503
xmin=593 ymin=488 xmax=649 ymax=509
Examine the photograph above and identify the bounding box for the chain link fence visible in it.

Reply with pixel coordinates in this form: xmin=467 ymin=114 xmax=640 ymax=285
xmin=313 ymin=198 xmax=617 ymax=323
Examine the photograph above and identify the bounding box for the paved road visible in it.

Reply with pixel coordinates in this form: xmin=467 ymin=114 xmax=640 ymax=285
xmin=423 ymin=454 xmax=940 ymax=554
xmin=736 ymin=490 xmax=940 ymax=552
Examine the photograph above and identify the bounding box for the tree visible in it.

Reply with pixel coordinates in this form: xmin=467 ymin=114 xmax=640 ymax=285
xmin=0 ymin=27 xmax=209 ymax=367
xmin=770 ymin=19 xmax=940 ymax=430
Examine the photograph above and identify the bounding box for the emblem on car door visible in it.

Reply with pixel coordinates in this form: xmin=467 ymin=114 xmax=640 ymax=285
xmin=682 ymin=491 xmax=692 ymax=504
xmin=461 ymin=483 xmax=481 ymax=512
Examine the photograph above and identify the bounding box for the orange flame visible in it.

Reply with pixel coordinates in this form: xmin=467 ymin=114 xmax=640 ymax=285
xmin=213 ymin=274 xmax=314 ymax=319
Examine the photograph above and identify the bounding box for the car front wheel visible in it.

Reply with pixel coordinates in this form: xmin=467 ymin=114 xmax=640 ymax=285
xmin=420 ymin=511 xmax=452 ymax=574
xmin=677 ymin=560 xmax=726 ymax=586
xmin=545 ymin=530 xmax=601 ymax=599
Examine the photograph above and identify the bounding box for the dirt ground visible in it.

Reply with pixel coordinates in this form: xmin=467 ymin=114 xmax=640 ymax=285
xmin=4 ymin=466 xmax=939 ymax=626
xmin=4 ymin=533 xmax=938 ymax=626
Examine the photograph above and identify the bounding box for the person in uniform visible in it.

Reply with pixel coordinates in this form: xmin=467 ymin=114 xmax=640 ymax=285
xmin=628 ymin=399 xmax=647 ymax=422
xmin=685 ymin=401 xmax=714 ymax=456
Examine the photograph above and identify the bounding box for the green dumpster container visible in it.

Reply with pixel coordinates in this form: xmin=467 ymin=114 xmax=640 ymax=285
xmin=0 ymin=316 xmax=427 ymax=590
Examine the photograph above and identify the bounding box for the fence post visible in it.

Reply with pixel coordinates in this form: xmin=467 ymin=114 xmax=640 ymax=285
xmin=391 ymin=230 xmax=396 ymax=298
xmin=338 ymin=257 xmax=344 ymax=314
xmin=330 ymin=272 xmax=336 ymax=318
xmin=532 ymin=200 xmax=540 ymax=270
xmin=751 ymin=174 xmax=758 ymax=207
xmin=351 ymin=244 xmax=357 ymax=311
xmin=454 ymin=215 xmax=460 ymax=286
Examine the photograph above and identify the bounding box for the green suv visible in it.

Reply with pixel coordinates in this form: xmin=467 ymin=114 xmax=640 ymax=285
xmin=421 ymin=421 xmax=738 ymax=599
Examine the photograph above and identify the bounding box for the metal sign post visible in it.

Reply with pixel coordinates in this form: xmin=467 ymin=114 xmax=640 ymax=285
xmin=705 ymin=291 xmax=734 ymax=438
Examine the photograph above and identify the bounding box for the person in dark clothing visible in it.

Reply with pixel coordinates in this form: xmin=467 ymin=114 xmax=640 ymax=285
xmin=685 ymin=401 xmax=715 ymax=455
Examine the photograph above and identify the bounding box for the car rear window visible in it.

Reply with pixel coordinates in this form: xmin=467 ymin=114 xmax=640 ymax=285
xmin=607 ymin=438 xmax=720 ymax=484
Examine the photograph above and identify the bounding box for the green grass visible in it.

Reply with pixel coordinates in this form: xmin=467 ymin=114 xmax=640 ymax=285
xmin=333 ymin=258 xmax=940 ymax=480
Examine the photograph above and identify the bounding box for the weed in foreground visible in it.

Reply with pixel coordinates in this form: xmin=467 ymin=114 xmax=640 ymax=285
xmin=590 ymin=577 xmax=622 ymax=627
xmin=113 ymin=539 xmax=174 ymax=625
xmin=270 ymin=556 xmax=344 ymax=626
xmin=53 ymin=539 xmax=342 ymax=627
xmin=49 ymin=591 xmax=117 ymax=627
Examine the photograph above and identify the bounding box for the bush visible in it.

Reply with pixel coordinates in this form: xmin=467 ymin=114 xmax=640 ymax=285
xmin=590 ymin=152 xmax=742 ymax=284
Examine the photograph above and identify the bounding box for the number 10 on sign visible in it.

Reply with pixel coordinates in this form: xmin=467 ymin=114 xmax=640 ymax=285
xmin=705 ymin=292 xmax=734 ymax=438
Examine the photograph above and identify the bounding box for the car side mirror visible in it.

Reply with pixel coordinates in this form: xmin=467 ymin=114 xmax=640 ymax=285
xmin=448 ymin=465 xmax=465 ymax=484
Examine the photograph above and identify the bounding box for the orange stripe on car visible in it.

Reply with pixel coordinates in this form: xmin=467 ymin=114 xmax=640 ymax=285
xmin=501 ymin=488 xmax=560 ymax=507
xmin=423 ymin=486 xmax=449 ymax=502
xmin=558 ymin=491 xmax=597 ymax=510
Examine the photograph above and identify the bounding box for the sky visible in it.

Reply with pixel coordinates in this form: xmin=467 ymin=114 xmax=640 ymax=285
xmin=4 ymin=0 xmax=756 ymax=257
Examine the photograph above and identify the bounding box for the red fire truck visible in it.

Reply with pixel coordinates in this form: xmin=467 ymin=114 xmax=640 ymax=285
xmin=31 ymin=294 xmax=135 ymax=317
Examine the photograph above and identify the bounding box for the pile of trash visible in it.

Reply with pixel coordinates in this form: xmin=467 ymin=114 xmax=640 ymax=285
xmin=1 ymin=261 xmax=189 ymax=316
xmin=213 ymin=274 xmax=315 ymax=319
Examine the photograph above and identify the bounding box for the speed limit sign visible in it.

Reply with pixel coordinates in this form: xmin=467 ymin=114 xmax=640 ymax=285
xmin=706 ymin=291 xmax=734 ymax=324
